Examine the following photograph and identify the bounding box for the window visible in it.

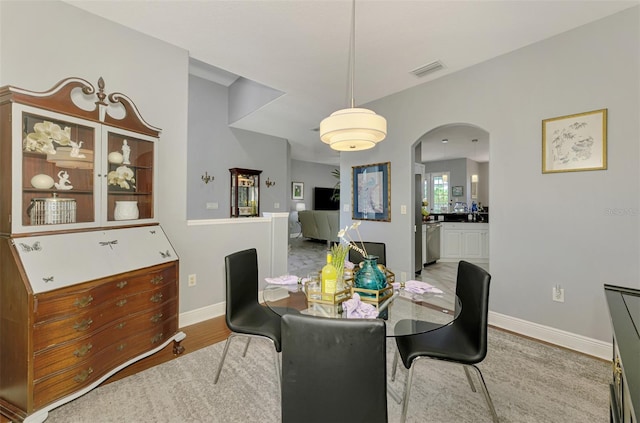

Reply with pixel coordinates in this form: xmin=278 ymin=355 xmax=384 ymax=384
xmin=424 ymin=172 xmax=450 ymax=213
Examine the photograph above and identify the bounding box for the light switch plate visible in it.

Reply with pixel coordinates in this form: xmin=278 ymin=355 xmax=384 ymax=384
xmin=401 ymin=205 xmax=407 ymax=214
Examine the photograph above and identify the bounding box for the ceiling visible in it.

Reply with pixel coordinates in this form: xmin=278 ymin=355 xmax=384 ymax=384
xmin=65 ymin=0 xmax=636 ymax=165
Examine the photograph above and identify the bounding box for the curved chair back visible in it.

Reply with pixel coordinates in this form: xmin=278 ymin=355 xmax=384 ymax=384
xmin=349 ymin=241 xmax=387 ymax=266
xmin=281 ymin=314 xmax=388 ymax=423
xmin=455 ymin=260 xmax=491 ymax=363
xmin=225 ymin=248 xmax=259 ymax=328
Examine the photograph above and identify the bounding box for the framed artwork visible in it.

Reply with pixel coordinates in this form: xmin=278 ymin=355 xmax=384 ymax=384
xmin=292 ymin=181 xmax=304 ymax=200
xmin=352 ymin=162 xmax=391 ymax=222
xmin=542 ymin=109 xmax=607 ymax=173
xmin=452 ymin=186 xmax=464 ymax=197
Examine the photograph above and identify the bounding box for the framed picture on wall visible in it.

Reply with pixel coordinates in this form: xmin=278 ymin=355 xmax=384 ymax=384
xmin=352 ymin=162 xmax=391 ymax=222
xmin=542 ymin=108 xmax=607 ymax=173
xmin=292 ymin=181 xmax=304 ymax=200
xmin=452 ymin=186 xmax=464 ymax=196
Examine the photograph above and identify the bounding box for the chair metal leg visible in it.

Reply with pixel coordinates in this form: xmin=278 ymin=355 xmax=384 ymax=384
xmin=391 ymin=349 xmax=399 ymax=382
xmin=463 ymin=365 xmax=477 ymax=392
xmin=214 ymin=334 xmax=236 ymax=384
xmin=469 ymin=364 xmax=499 ymax=423
xmin=242 ymin=337 xmax=251 ymax=357
xmin=400 ymin=363 xmax=416 ymax=423
xmin=273 ymin=343 xmax=281 ymax=393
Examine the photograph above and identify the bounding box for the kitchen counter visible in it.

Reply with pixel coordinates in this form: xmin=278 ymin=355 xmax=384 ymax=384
xmin=428 ymin=212 xmax=489 ymax=223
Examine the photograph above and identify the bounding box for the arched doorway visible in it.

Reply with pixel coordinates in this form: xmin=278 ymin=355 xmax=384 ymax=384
xmin=413 ymin=123 xmax=490 ymax=273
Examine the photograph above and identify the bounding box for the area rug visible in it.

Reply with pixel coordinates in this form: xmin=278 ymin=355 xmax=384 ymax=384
xmin=47 ymin=327 xmax=609 ymax=423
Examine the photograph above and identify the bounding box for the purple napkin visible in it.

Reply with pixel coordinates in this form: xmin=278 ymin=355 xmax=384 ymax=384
xmin=265 ymin=275 xmax=299 ymax=284
xmin=404 ymin=280 xmax=443 ymax=294
xmin=342 ymin=293 xmax=378 ymax=319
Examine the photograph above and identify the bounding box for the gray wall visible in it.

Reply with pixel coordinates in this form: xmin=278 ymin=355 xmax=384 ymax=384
xmin=187 ymin=75 xmax=289 ymax=219
xmin=339 ymin=7 xmax=640 ymax=342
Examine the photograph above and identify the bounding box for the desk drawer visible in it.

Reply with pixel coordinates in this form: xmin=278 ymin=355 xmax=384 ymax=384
xmin=33 ymin=300 xmax=177 ymax=379
xmin=33 ymin=282 xmax=176 ymax=351
xmin=33 ymin=317 xmax=178 ymax=409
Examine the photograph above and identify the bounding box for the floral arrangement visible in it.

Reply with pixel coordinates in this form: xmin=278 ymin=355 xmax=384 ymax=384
xmin=107 ymin=165 xmax=136 ymax=189
xmin=23 ymin=121 xmax=71 ymax=154
xmin=337 ymin=221 xmax=368 ymax=258
xmin=330 ymin=242 xmax=350 ymax=279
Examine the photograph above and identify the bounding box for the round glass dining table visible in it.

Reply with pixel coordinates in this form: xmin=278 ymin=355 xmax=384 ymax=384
xmin=262 ymin=274 xmax=461 ymax=338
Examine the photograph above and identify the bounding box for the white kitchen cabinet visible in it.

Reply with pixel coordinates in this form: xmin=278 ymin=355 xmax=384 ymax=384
xmin=441 ymin=222 xmax=489 ymax=262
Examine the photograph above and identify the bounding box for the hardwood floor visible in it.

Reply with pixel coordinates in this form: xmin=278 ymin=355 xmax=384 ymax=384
xmin=105 ymin=316 xmax=231 ymax=384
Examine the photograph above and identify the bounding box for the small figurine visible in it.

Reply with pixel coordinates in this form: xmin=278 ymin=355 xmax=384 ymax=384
xmin=122 ymin=139 xmax=131 ymax=164
xmin=69 ymin=140 xmax=86 ymax=158
xmin=54 ymin=170 xmax=73 ymax=190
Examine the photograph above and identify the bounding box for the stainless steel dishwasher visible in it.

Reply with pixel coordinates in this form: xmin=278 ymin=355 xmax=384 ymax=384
xmin=425 ymin=222 xmax=441 ymax=265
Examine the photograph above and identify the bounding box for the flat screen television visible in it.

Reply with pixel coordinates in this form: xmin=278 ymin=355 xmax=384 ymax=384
xmin=313 ymin=187 xmax=339 ymax=210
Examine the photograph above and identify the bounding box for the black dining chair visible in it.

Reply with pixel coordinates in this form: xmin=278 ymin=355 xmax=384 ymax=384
xmin=392 ymin=260 xmax=499 ymax=423
xmin=281 ymin=313 xmax=388 ymax=423
xmin=214 ymin=248 xmax=281 ymax=391
xmin=348 ymin=241 xmax=386 ymax=266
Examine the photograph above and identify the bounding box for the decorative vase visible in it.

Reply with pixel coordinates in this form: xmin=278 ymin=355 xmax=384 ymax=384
xmin=354 ymin=255 xmax=387 ymax=291
xmin=114 ymin=200 xmax=139 ymax=220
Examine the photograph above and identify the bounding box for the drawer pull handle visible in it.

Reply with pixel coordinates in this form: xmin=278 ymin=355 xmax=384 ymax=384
xmin=150 ymin=293 xmax=163 ymax=303
xmin=74 ymin=319 xmax=93 ymax=331
xmin=116 ymin=343 xmax=126 ymax=351
xmin=151 ymin=313 xmax=163 ymax=323
xmin=74 ymin=295 xmax=93 ymax=308
xmin=74 ymin=367 xmax=93 ymax=383
xmin=73 ymin=343 xmax=93 ymax=357
xmin=151 ymin=333 xmax=164 ymax=344
xmin=116 ymin=299 xmax=128 ymax=307
xmin=117 ymin=281 xmax=128 ymax=289
xmin=150 ymin=275 xmax=164 ymax=285
xmin=116 ymin=322 xmax=126 ymax=330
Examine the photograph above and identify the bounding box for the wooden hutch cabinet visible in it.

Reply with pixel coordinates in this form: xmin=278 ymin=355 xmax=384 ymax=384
xmin=0 ymin=77 xmax=185 ymax=422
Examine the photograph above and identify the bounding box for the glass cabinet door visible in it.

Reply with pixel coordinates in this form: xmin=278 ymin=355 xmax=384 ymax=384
xmin=104 ymin=127 xmax=156 ymax=222
xmin=16 ymin=105 xmax=100 ymax=231
xmin=229 ymin=168 xmax=261 ymax=217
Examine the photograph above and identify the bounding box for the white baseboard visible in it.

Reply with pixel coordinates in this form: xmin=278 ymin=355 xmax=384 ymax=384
xmin=489 ymin=311 xmax=611 ymax=360
xmin=179 ymin=302 xmax=225 ymax=328
xmin=178 ymin=304 xmax=612 ymax=361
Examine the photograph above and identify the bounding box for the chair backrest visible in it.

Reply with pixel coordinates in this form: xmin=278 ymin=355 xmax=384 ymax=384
xmin=281 ymin=314 xmax=388 ymax=423
xmin=224 ymin=248 xmax=259 ymax=326
xmin=348 ymin=241 xmax=387 ymax=266
xmin=454 ymin=260 xmax=492 ymax=362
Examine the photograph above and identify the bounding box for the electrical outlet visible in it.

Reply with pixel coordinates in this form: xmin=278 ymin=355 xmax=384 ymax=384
xmin=206 ymin=202 xmax=218 ymax=210
xmin=188 ymin=274 xmax=197 ymax=287
xmin=401 ymin=205 xmax=407 ymax=214
xmin=274 ymin=202 xmax=280 ymax=209
xmin=552 ymin=286 xmax=564 ymax=302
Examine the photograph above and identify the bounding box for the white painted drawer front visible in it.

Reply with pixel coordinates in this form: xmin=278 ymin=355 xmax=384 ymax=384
xmin=14 ymin=225 xmax=177 ymax=293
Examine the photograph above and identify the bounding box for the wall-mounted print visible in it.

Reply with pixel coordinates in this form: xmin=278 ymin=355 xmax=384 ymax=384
xmin=352 ymin=162 xmax=391 ymax=222
xmin=452 ymin=186 xmax=464 ymax=197
xmin=542 ymin=109 xmax=607 ymax=173
xmin=292 ymin=181 xmax=304 ymax=200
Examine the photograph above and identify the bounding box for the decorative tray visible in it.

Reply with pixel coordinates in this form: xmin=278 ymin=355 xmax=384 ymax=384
xmin=351 ymin=284 xmax=394 ymax=305
xmin=305 ymin=285 xmax=352 ymax=306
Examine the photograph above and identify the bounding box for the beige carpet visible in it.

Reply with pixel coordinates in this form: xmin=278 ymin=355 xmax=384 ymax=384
xmin=46 ymin=327 xmax=609 ymax=423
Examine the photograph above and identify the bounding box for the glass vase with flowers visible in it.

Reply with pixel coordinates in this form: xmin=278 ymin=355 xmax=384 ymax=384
xmin=338 ymin=222 xmax=387 ymax=291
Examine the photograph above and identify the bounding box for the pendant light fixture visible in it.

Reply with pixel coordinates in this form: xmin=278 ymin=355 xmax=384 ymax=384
xmin=320 ymin=0 xmax=386 ymax=151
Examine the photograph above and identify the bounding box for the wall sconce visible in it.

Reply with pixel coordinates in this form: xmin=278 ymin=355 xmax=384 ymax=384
xmin=201 ymin=172 xmax=214 ymax=184
xmin=265 ymin=177 xmax=275 ymax=188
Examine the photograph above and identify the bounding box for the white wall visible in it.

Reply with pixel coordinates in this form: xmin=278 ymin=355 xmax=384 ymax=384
xmin=0 ymin=0 xmax=288 ymax=318
xmin=340 ymin=7 xmax=640 ymax=343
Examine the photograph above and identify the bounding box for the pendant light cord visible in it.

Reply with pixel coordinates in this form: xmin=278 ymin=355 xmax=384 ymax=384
xmin=350 ymin=0 xmax=356 ymax=108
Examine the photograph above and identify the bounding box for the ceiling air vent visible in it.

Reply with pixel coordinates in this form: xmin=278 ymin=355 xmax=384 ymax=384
xmin=410 ymin=60 xmax=445 ymax=78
